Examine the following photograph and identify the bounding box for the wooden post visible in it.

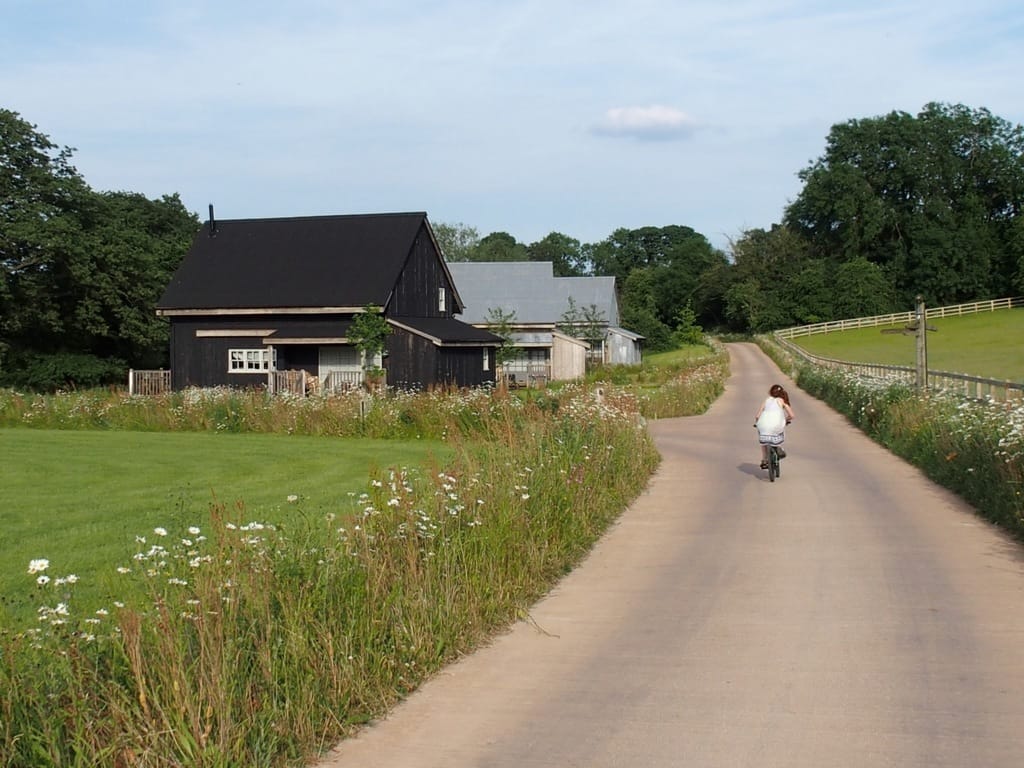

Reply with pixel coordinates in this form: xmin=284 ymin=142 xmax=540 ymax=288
xmin=915 ymin=295 xmax=928 ymax=390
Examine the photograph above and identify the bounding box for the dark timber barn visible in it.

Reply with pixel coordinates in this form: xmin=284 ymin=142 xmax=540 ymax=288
xmin=156 ymin=211 xmax=502 ymax=392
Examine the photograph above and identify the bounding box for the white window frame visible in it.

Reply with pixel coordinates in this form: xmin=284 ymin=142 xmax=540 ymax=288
xmin=228 ymin=348 xmax=276 ymax=373
xmin=438 ymin=287 xmax=447 ymax=313
xmin=483 ymin=347 xmax=490 ymax=372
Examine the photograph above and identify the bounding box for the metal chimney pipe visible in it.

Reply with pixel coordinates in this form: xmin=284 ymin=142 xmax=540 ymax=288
xmin=209 ymin=204 xmax=216 ymax=237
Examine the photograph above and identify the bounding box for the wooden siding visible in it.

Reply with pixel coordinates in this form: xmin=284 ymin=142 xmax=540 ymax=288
xmin=169 ymin=315 xmax=346 ymax=389
xmin=386 ymin=329 xmax=437 ymax=389
xmin=386 ymin=329 xmax=495 ymax=389
xmin=388 ymin=226 xmax=454 ymax=318
xmin=438 ymin=347 xmax=495 ymax=388
xmin=551 ymin=334 xmax=588 ymax=380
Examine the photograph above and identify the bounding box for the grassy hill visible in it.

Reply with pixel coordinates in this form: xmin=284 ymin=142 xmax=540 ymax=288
xmin=790 ymin=308 xmax=1024 ymax=383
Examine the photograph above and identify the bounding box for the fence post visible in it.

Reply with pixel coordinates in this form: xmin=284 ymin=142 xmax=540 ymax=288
xmin=915 ymin=296 xmax=928 ymax=390
xmin=128 ymin=369 xmax=135 ymax=396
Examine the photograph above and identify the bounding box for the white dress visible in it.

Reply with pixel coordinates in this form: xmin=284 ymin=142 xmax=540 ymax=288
xmin=756 ymin=397 xmax=786 ymax=445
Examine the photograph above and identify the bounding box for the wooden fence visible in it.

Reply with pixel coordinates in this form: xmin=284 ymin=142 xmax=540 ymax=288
xmin=776 ymin=297 xmax=1023 ymax=339
xmin=128 ymin=369 xmax=371 ymax=397
xmin=772 ymin=336 xmax=1024 ymax=403
xmin=498 ymin=363 xmax=551 ymax=389
xmin=269 ymin=369 xmax=307 ymax=395
xmin=128 ymin=369 xmax=171 ymax=396
xmin=321 ymin=370 xmax=365 ymax=394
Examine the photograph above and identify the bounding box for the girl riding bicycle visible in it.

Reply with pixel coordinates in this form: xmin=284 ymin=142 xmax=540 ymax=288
xmin=754 ymin=384 xmax=794 ymax=469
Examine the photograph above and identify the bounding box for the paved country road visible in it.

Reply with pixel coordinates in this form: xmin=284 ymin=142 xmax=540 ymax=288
xmin=320 ymin=343 xmax=1024 ymax=767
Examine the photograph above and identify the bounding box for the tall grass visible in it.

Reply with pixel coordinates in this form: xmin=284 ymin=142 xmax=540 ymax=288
xmin=0 ymin=342 xmax=729 ymax=436
xmin=761 ymin=337 xmax=1024 ymax=537
xmin=0 ymin=354 xmax=727 ymax=767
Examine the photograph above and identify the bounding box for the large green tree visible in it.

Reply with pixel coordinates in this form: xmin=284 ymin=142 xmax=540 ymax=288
xmin=0 ymin=109 xmax=198 ymax=389
xmin=471 ymin=231 xmax=528 ymax=262
xmin=526 ymin=232 xmax=587 ymax=276
xmin=619 ymin=268 xmax=672 ymax=351
xmin=589 ymin=225 xmax=725 ymax=333
xmin=432 ymin=221 xmax=480 ymax=262
xmin=784 ymin=102 xmax=1024 ymax=306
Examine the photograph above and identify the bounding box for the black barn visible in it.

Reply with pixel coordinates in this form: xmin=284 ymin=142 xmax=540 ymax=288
xmin=156 ymin=212 xmax=502 ymax=391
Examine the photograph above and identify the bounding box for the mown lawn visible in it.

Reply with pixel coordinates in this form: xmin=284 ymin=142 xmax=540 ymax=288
xmin=0 ymin=429 xmax=449 ymax=621
xmin=791 ymin=308 xmax=1024 ymax=382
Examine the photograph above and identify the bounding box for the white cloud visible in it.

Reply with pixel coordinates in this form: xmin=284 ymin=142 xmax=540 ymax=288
xmin=2 ymin=0 xmax=1022 ymax=251
xmin=591 ymin=105 xmax=700 ymax=141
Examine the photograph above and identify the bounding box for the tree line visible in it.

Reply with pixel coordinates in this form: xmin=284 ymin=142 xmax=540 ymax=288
xmin=1 ymin=109 xmax=198 ymax=390
xmin=3 ymin=102 xmax=1023 ymax=389
xmin=437 ymin=102 xmax=1024 ymax=341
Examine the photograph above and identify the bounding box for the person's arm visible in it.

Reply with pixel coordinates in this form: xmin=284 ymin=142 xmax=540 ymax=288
xmin=782 ymin=401 xmax=795 ymax=422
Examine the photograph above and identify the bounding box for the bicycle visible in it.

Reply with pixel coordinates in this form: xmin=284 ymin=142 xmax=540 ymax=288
xmin=766 ymin=444 xmax=782 ymax=482
xmin=754 ymin=423 xmax=787 ymax=483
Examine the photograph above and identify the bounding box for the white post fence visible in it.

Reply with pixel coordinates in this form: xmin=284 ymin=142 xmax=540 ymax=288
xmin=772 ymin=295 xmax=1024 ymax=403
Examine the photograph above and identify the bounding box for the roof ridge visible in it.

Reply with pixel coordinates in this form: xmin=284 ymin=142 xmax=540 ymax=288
xmin=204 ymin=211 xmax=427 ymax=225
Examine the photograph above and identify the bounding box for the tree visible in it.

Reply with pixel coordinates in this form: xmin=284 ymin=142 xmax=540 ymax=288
xmin=432 ymin=221 xmax=480 ymax=262
xmin=556 ymin=296 xmax=606 ymax=346
xmin=0 ymin=109 xmax=200 ymax=388
xmin=527 ymin=232 xmax=588 ymax=276
xmin=347 ymin=304 xmax=392 ymax=374
xmin=671 ymin=304 xmax=704 ymax=346
xmin=831 ymin=257 xmax=897 ymax=318
xmin=619 ymin=269 xmax=672 ymax=350
xmin=724 ymin=225 xmax=813 ymax=331
xmin=589 ymin=225 xmax=702 ymax=282
xmin=484 ymin=306 xmax=519 ymax=368
xmin=784 ymin=102 xmax=1024 ymax=306
xmin=78 ymin=191 xmax=199 ymax=366
xmin=1 ymin=108 xmax=92 ymax=371
xmin=470 ymin=231 xmax=528 ymax=262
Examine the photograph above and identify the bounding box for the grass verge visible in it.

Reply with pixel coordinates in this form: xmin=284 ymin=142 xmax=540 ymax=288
xmin=0 ymin=345 xmax=727 ymax=767
xmin=0 ymin=429 xmax=450 ymax=625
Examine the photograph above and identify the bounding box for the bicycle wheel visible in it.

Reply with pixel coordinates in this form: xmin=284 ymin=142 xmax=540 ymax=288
xmin=768 ymin=447 xmax=778 ymax=482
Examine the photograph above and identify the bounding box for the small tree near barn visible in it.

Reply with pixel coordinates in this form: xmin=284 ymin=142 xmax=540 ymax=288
xmin=348 ymin=304 xmax=391 ymax=385
xmin=485 ymin=306 xmax=519 ymax=368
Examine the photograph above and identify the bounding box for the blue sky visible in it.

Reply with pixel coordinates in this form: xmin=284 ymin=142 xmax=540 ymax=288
xmin=3 ymin=1 xmax=1022 ymax=251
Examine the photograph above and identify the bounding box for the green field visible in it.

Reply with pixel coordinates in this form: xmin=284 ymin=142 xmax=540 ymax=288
xmin=0 ymin=429 xmax=449 ymax=617
xmin=791 ymin=308 xmax=1024 ymax=382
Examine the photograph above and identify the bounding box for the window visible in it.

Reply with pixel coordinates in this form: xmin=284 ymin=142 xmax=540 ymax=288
xmin=482 ymin=348 xmax=490 ymax=372
xmin=228 ymin=348 xmax=275 ymax=373
xmin=438 ymin=287 xmax=446 ymax=313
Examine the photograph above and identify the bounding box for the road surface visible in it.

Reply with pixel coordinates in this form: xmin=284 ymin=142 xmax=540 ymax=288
xmin=320 ymin=342 xmax=1024 ymax=767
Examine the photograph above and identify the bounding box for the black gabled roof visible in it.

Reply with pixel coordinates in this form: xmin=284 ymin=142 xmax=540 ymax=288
xmin=389 ymin=317 xmax=504 ymax=346
xmin=158 ymin=212 xmax=429 ymax=310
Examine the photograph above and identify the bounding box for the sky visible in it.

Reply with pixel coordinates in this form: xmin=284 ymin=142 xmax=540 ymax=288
xmin=2 ymin=1 xmax=1022 ymax=252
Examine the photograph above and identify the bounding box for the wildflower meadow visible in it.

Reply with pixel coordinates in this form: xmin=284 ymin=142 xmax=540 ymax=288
xmin=0 ymin=348 xmax=727 ymax=767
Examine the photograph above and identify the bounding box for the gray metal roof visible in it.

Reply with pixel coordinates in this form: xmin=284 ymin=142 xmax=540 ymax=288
xmin=447 ymin=262 xmax=620 ymax=325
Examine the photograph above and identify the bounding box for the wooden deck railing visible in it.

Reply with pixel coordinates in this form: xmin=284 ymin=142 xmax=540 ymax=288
xmin=499 ymin=363 xmax=551 ymax=389
xmin=321 ymin=370 xmax=364 ymax=394
xmin=128 ymin=369 xmax=171 ymax=396
xmin=269 ymin=369 xmax=307 ymax=395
